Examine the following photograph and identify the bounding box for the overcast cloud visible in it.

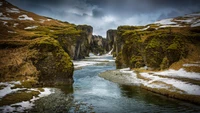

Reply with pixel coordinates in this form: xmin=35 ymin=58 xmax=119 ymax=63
xmin=7 ymin=0 xmax=200 ymax=37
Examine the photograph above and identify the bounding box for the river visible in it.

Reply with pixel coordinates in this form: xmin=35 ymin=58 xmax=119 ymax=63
xmin=31 ymin=55 xmax=200 ymax=113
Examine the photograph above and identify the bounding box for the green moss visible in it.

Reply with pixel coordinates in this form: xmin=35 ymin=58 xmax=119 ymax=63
xmin=0 ymin=90 xmax=40 ymax=106
xmin=130 ymin=55 xmax=144 ymax=68
xmin=146 ymin=38 xmax=160 ymax=49
xmin=12 ymin=80 xmax=38 ymax=88
xmin=115 ymin=52 xmax=125 ymax=69
xmin=160 ymin=57 xmax=169 ymax=70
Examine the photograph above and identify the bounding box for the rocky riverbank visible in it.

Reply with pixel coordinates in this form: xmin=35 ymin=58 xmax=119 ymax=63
xmin=99 ymin=68 xmax=200 ymax=104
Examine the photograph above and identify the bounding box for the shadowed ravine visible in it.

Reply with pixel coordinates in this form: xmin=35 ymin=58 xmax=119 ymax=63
xmin=30 ymin=55 xmax=200 ymax=113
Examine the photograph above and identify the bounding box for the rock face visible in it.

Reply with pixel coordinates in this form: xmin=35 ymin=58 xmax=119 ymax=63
xmin=90 ymin=35 xmax=109 ymax=55
xmin=106 ymin=30 xmax=117 ymax=56
xmin=57 ymin=25 xmax=93 ymax=60
xmin=114 ymin=24 xmax=200 ymax=70
xmin=0 ymin=0 xmax=97 ymax=86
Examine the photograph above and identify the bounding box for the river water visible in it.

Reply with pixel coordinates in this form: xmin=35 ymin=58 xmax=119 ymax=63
xmin=31 ymin=55 xmax=200 ymax=113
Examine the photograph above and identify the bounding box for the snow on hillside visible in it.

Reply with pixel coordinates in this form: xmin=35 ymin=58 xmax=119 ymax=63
xmin=154 ymin=12 xmax=200 ymax=28
xmin=18 ymin=15 xmax=34 ymax=21
xmin=24 ymin=26 xmax=38 ymax=29
xmin=154 ymin=18 xmax=176 ymax=25
xmin=6 ymin=8 xmax=20 ymax=13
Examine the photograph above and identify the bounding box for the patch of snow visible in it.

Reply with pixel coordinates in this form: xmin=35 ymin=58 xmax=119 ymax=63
xmin=39 ymin=88 xmax=54 ymax=97
xmin=183 ymin=64 xmax=200 ymax=67
xmin=119 ymin=68 xmax=133 ymax=74
xmin=191 ymin=22 xmax=200 ymax=27
xmin=107 ymin=48 xmax=113 ymax=55
xmin=0 ymin=2 xmax=2 ymax=6
xmin=154 ymin=18 xmax=177 ymax=25
xmin=175 ymin=19 xmax=193 ymax=23
xmin=39 ymin=19 xmax=45 ymax=23
xmin=0 ymin=81 xmax=22 ymax=98
xmin=47 ymin=19 xmax=51 ymax=21
xmin=0 ymin=16 xmax=13 ymax=20
xmin=140 ymin=26 xmax=150 ymax=31
xmin=2 ymin=21 xmax=7 ymax=25
xmin=6 ymin=8 xmax=20 ymax=13
xmin=18 ymin=15 xmax=34 ymax=21
xmin=8 ymin=31 xmax=16 ymax=33
xmin=140 ymin=73 xmax=200 ymax=95
xmin=159 ymin=24 xmax=182 ymax=28
xmin=24 ymin=26 xmax=38 ymax=30
xmin=186 ymin=13 xmax=200 ymax=17
xmin=0 ymin=12 xmax=3 ymax=16
xmin=0 ymin=88 xmax=54 ymax=113
xmin=153 ymin=68 xmax=200 ymax=80
xmin=13 ymin=23 xmax=19 ymax=27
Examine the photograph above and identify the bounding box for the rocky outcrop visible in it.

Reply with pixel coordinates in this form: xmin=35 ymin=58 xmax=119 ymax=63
xmin=114 ymin=25 xmax=200 ymax=70
xmin=57 ymin=25 xmax=93 ymax=60
xmin=106 ymin=29 xmax=123 ymax=57
xmin=90 ymin=35 xmax=109 ymax=55
xmin=0 ymin=0 xmax=95 ymax=86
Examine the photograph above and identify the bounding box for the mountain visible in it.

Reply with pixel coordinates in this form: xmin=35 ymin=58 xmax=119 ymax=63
xmin=0 ymin=0 xmax=108 ymax=86
xmin=107 ymin=12 xmax=200 ymax=72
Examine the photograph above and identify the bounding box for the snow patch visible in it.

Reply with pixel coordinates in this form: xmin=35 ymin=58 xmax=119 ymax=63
xmin=140 ymin=73 xmax=200 ymax=95
xmin=0 ymin=12 xmax=3 ymax=16
xmin=0 ymin=16 xmax=13 ymax=20
xmin=154 ymin=18 xmax=177 ymax=25
xmin=39 ymin=19 xmax=45 ymax=23
xmin=13 ymin=23 xmax=19 ymax=27
xmin=0 ymin=88 xmax=54 ymax=113
xmin=6 ymin=8 xmax=20 ymax=13
xmin=107 ymin=48 xmax=113 ymax=55
xmin=18 ymin=15 xmax=34 ymax=21
xmin=38 ymin=88 xmax=53 ymax=97
xmin=191 ymin=22 xmax=200 ymax=27
xmin=176 ymin=19 xmax=193 ymax=23
xmin=8 ymin=31 xmax=16 ymax=33
xmin=154 ymin=68 xmax=200 ymax=80
xmin=0 ymin=2 xmax=2 ymax=6
xmin=47 ymin=19 xmax=51 ymax=21
xmin=0 ymin=81 xmax=22 ymax=98
xmin=24 ymin=26 xmax=38 ymax=29
xmin=183 ymin=64 xmax=200 ymax=67
xmin=2 ymin=21 xmax=7 ymax=25
xmin=140 ymin=26 xmax=150 ymax=31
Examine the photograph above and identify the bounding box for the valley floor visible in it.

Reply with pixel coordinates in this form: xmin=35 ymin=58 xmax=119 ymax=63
xmin=99 ymin=67 xmax=200 ymax=104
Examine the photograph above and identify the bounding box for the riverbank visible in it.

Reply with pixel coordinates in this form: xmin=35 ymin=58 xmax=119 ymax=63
xmin=99 ymin=68 xmax=200 ymax=104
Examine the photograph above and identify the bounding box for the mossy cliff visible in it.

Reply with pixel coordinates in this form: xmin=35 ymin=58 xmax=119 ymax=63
xmin=113 ymin=25 xmax=200 ymax=70
xmin=56 ymin=25 xmax=93 ymax=60
xmin=0 ymin=0 xmax=94 ymax=86
xmin=90 ymin=35 xmax=109 ymax=55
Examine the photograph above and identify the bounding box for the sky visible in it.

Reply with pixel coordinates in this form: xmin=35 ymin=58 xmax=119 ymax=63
xmin=7 ymin=0 xmax=200 ymax=37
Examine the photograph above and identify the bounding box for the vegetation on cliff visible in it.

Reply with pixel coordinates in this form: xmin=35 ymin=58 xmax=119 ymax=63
xmin=0 ymin=0 xmax=94 ymax=86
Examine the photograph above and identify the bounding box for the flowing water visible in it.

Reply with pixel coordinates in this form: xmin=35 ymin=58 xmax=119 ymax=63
xmin=31 ymin=55 xmax=200 ymax=113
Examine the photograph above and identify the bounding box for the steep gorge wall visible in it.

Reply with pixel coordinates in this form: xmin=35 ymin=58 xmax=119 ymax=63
xmin=90 ymin=35 xmax=109 ymax=55
xmin=111 ymin=25 xmax=200 ymax=70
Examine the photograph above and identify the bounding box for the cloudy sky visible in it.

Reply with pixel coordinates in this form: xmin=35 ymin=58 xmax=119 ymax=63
xmin=7 ymin=0 xmax=200 ymax=37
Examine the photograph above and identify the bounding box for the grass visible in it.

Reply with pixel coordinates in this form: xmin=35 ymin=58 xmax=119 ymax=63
xmin=0 ymin=90 xmax=40 ymax=106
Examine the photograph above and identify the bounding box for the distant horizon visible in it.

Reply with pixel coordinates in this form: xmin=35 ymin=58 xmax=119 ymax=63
xmin=7 ymin=0 xmax=200 ymax=37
